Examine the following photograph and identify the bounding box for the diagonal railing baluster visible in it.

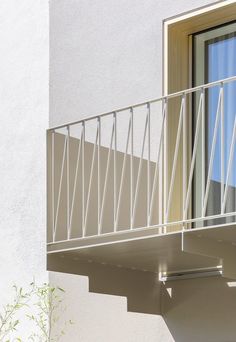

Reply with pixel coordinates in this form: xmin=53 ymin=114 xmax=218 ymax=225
xmin=132 ymin=110 xmax=148 ymax=228
xmin=202 ymin=88 xmax=222 ymax=217
xmin=53 ymin=133 xmax=67 ymax=241
xmin=184 ymin=92 xmax=203 ymax=219
xmin=165 ymin=96 xmax=184 ymax=223
xmin=222 ymin=116 xmax=236 ymax=213
xmin=84 ymin=121 xmax=99 ymax=236
xmin=68 ymin=125 xmax=83 ymax=239
xmin=99 ymin=121 xmax=115 ymax=234
xmin=115 ymin=117 xmax=131 ymax=230
xmin=149 ymin=100 xmax=167 ymax=226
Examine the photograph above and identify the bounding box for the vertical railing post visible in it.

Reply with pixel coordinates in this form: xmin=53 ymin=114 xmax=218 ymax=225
xmin=51 ymin=130 xmax=55 ymax=242
xmin=160 ymin=98 xmax=167 ymax=232
xmin=97 ymin=117 xmax=101 ymax=234
xmin=82 ymin=121 xmax=85 ymax=237
xmin=114 ymin=112 xmax=117 ymax=232
xmin=201 ymin=87 xmax=205 ymax=218
xmin=147 ymin=103 xmax=151 ymax=226
xmin=164 ymin=98 xmax=169 ymax=229
xmin=130 ymin=107 xmax=134 ymax=229
xmin=182 ymin=93 xmax=187 ymax=227
xmin=160 ymin=97 xmax=168 ymax=233
xmin=66 ymin=126 xmax=70 ymax=239
xmin=220 ymin=82 xmax=224 ymax=214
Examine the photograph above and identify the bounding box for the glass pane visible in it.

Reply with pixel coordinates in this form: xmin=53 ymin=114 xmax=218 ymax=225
xmin=193 ymin=22 xmax=236 ymax=226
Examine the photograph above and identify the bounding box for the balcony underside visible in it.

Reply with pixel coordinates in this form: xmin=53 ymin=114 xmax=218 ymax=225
xmin=47 ymin=223 xmax=236 ymax=278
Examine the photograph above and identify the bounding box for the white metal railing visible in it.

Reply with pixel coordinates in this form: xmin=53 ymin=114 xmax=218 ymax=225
xmin=47 ymin=76 xmax=236 ymax=244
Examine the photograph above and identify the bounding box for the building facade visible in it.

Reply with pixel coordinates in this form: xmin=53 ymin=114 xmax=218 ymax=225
xmin=1 ymin=0 xmax=236 ymax=341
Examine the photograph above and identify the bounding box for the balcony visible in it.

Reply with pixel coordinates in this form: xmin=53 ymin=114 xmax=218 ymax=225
xmin=47 ymin=76 xmax=236 ymax=283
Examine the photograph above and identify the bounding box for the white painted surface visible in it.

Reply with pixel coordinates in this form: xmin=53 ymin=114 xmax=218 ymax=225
xmin=50 ymin=0 xmax=213 ymax=127
xmin=0 ymin=0 xmax=48 ymax=339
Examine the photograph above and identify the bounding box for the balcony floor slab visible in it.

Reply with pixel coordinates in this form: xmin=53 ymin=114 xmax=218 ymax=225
xmin=47 ymin=223 xmax=236 ymax=274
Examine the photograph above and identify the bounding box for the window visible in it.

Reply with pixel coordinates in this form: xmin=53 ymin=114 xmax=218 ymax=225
xmin=164 ymin=2 xmax=236 ymax=229
xmin=193 ymin=22 xmax=236 ymax=225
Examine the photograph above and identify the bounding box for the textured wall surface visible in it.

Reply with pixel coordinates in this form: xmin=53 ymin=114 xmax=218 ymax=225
xmin=49 ymin=0 xmax=213 ymax=127
xmin=0 ymin=0 xmax=48 ymax=339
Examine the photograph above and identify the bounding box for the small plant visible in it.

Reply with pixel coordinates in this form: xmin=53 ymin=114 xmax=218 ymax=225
xmin=27 ymin=282 xmax=73 ymax=342
xmin=0 ymin=285 xmax=29 ymax=342
xmin=0 ymin=282 xmax=73 ymax=341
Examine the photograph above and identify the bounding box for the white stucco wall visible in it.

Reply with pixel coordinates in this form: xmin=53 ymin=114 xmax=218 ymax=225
xmin=49 ymin=0 xmax=214 ymax=127
xmin=0 ymin=0 xmax=48 ymax=339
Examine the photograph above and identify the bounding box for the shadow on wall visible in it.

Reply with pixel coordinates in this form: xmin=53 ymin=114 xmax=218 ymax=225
xmin=49 ymin=271 xmax=175 ymax=342
xmin=162 ymin=276 xmax=236 ymax=342
xmin=48 ymin=254 xmax=161 ymax=315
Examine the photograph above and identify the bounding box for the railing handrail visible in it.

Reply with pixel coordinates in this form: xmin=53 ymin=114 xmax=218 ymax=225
xmin=48 ymin=75 xmax=236 ymax=131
